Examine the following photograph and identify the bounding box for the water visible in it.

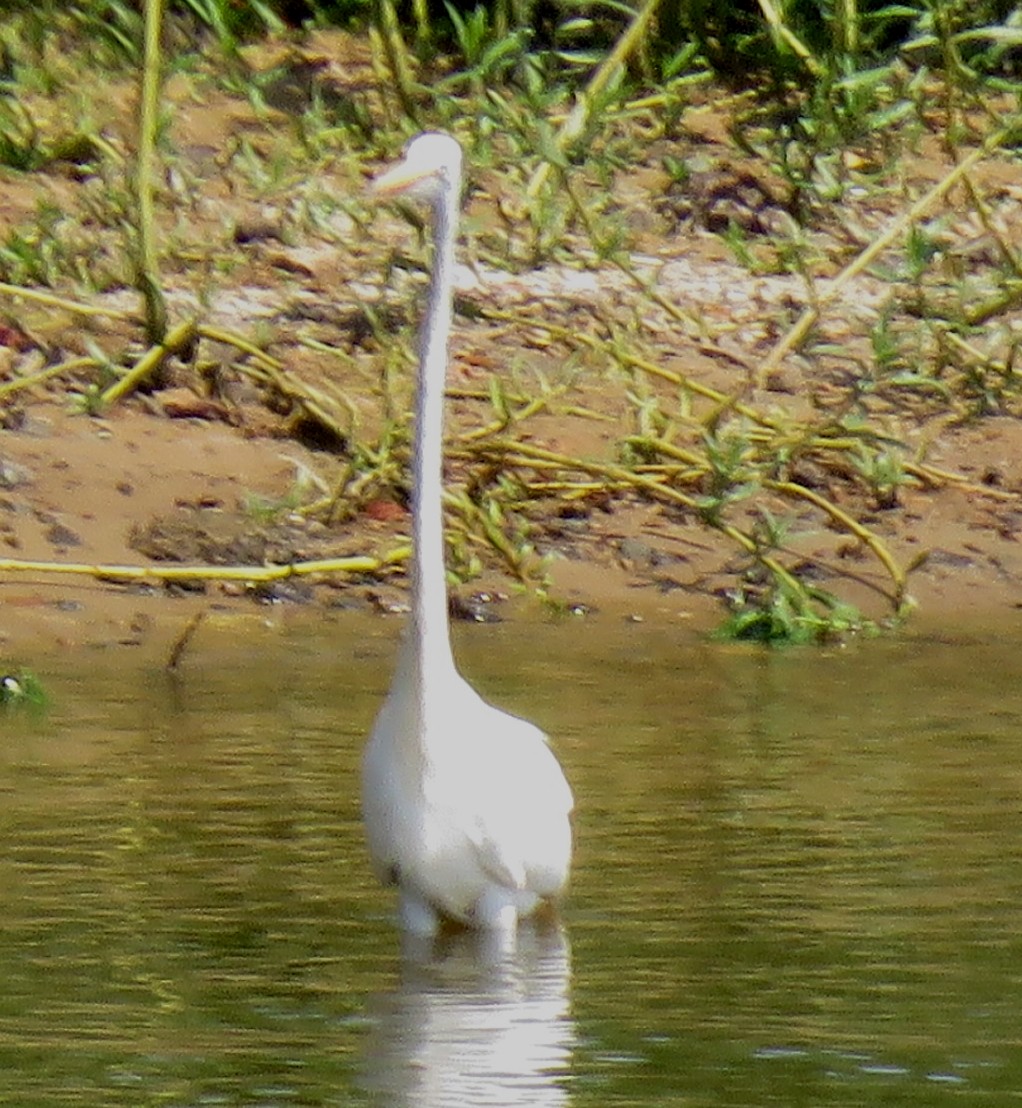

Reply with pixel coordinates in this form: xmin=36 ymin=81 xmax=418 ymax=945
xmin=0 ymin=613 xmax=1020 ymax=1105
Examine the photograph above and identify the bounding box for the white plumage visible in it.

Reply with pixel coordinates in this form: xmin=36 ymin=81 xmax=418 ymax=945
xmin=362 ymin=133 xmax=574 ymax=936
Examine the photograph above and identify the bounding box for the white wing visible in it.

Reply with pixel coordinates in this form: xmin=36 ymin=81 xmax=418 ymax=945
xmin=363 ymin=669 xmax=573 ymax=924
xmin=436 ymin=685 xmax=573 ymax=899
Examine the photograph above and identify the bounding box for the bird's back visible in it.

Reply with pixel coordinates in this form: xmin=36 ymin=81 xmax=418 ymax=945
xmin=362 ymin=670 xmax=573 ymax=925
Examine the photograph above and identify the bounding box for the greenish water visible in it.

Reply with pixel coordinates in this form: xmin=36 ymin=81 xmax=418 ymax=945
xmin=0 ymin=616 xmax=1020 ymax=1105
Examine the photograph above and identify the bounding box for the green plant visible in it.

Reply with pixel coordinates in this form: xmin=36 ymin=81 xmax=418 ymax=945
xmin=0 ymin=670 xmax=48 ymax=709
xmin=438 ymin=3 xmax=529 ymax=94
xmin=177 ymin=0 xmax=284 ymax=59
xmin=851 ymin=444 xmax=909 ymax=510
xmin=715 ymin=577 xmax=869 ymax=644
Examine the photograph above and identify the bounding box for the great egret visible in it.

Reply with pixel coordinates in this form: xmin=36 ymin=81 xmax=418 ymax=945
xmin=362 ymin=133 xmax=574 ymax=936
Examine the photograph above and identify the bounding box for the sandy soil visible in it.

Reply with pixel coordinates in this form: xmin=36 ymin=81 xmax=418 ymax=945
xmin=0 ymin=381 xmax=1018 ymax=661
xmin=2 ymin=33 xmax=1022 ymax=661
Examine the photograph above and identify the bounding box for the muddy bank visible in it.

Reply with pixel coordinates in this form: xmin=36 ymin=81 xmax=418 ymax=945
xmin=0 ymin=395 xmax=1017 ymax=662
xmin=3 ymin=32 xmax=1022 ymax=659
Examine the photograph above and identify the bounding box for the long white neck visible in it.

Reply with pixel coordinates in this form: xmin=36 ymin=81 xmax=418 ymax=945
xmin=400 ymin=172 xmax=461 ymax=701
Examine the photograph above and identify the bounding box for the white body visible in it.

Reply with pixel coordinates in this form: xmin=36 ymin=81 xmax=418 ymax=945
xmin=363 ymin=639 xmax=573 ymax=932
xmin=362 ymin=133 xmax=574 ymax=935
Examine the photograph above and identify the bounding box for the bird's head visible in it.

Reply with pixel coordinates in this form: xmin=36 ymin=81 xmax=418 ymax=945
xmin=370 ymin=132 xmax=463 ymax=204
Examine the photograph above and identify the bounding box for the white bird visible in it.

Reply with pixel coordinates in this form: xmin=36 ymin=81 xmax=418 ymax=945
xmin=362 ymin=133 xmax=574 ymax=937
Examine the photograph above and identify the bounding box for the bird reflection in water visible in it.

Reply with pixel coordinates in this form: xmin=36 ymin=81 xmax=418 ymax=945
xmin=360 ymin=918 xmax=575 ymax=1106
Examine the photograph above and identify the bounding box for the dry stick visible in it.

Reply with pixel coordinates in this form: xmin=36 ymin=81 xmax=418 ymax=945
xmin=482 ymin=306 xmax=778 ymax=429
xmin=448 ymin=386 xmax=612 ymax=424
xmin=0 ymin=283 xmax=139 ymax=322
xmin=963 ymin=279 xmax=1022 ymax=327
xmin=615 ymin=433 xmax=905 ymax=602
xmin=0 ymin=356 xmax=103 ymax=401
xmin=634 ymin=426 xmax=909 ymax=601
xmin=488 ymin=295 xmax=1001 ymax=502
xmin=960 ymin=170 xmax=1022 ymax=278
xmin=198 ymin=323 xmax=350 ymax=444
xmin=373 ymin=0 xmax=419 ymax=122
xmin=943 ymin=322 xmax=1020 ymax=382
xmin=756 ymin=0 xmax=823 ymax=78
xmin=198 ymin=323 xmax=280 ymax=370
xmin=525 ymin=0 xmax=664 ymax=200
xmin=763 ymin=479 xmax=906 ymax=602
xmin=484 ymin=304 xmax=910 ymax=476
xmin=526 ymin=480 xmax=629 ymax=494
xmin=941 ymin=328 xmax=1016 ymax=393
xmin=503 ymin=307 xmax=901 ymax=466
xmin=461 ymin=384 xmax=571 ymax=443
xmin=465 ymin=403 xmax=895 ymax=607
xmin=836 ymin=0 xmax=858 ymax=55
xmin=905 ymin=459 xmax=1017 ymax=500
xmin=484 ymin=310 xmax=933 ymax=590
xmin=624 ymin=74 xmax=724 ymax=116
xmin=136 ymin=0 xmax=167 ymax=345
xmin=167 ymin=610 xmax=205 ymax=671
xmin=624 ymin=434 xmax=706 ymax=469
xmin=0 ymin=549 xmax=408 ymax=585
xmin=409 ymin=0 xmax=430 ymax=47
xmin=473 ymin=438 xmax=903 ymax=610
xmin=476 ymin=439 xmax=698 ymax=508
xmin=473 ymin=436 xmax=906 ymax=608
xmin=100 ymin=318 xmax=196 ymax=406
xmin=644 ymin=520 xmax=899 ymax=608
xmin=753 ymin=126 xmax=1011 ymax=389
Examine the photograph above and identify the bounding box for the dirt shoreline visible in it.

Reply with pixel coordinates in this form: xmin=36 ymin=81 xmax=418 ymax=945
xmin=0 ymin=396 xmax=1018 ymax=663
xmin=3 ymin=34 xmax=1022 ymax=658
